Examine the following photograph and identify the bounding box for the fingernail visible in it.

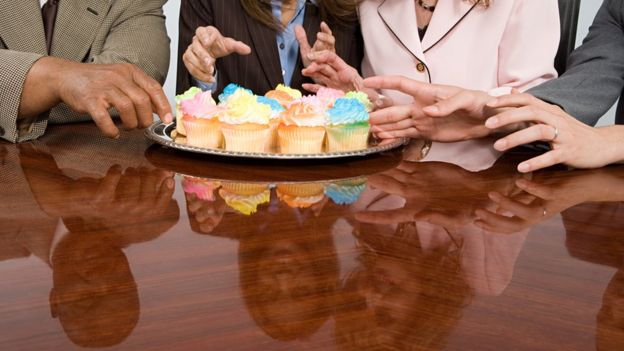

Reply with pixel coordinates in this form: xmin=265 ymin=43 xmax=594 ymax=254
xmin=493 ymin=139 xmax=508 ymax=150
xmin=485 ymin=117 xmax=498 ymax=128
xmin=518 ymin=163 xmax=530 ymax=173
xmin=166 ymin=178 xmax=174 ymax=189
xmin=423 ymin=105 xmax=438 ymax=114
xmin=375 ymin=99 xmax=385 ymax=107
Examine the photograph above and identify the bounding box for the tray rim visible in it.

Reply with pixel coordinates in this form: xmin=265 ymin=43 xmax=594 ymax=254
xmin=145 ymin=121 xmax=409 ymax=160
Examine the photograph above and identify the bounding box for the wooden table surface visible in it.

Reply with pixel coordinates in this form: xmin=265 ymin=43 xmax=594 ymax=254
xmin=1 ymin=123 xmax=623 ymax=351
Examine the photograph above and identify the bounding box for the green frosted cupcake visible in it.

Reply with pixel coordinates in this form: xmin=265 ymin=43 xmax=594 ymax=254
xmin=325 ymin=97 xmax=370 ymax=152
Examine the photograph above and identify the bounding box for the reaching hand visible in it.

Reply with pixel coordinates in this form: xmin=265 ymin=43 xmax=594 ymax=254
xmin=296 ymin=22 xmax=336 ymax=68
xmin=363 ymin=76 xmax=498 ymax=141
xmin=183 ymin=26 xmax=251 ymax=83
xmin=486 ymin=93 xmax=624 ymax=173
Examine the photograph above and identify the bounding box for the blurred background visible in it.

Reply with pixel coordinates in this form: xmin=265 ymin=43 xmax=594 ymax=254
xmin=162 ymin=0 xmax=614 ymax=125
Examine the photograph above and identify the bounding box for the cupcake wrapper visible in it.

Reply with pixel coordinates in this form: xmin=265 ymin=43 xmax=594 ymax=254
xmin=267 ymin=119 xmax=280 ymax=153
xmin=276 ymin=183 xmax=325 ymax=197
xmin=278 ymin=126 xmax=325 ymax=154
xmin=183 ymin=117 xmax=223 ymax=148
xmin=221 ymin=123 xmax=271 ymax=153
xmin=326 ymin=123 xmax=370 ymax=152
xmin=175 ymin=104 xmax=186 ymax=135
xmin=220 ymin=182 xmax=269 ymax=196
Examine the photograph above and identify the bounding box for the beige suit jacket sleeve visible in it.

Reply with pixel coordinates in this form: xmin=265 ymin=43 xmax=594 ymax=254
xmin=0 ymin=0 xmax=170 ymax=143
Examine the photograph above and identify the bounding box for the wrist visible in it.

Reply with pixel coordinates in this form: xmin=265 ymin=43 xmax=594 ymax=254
xmin=599 ymin=125 xmax=624 ymax=164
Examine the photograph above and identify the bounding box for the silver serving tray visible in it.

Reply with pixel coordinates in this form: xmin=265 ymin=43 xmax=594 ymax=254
xmin=145 ymin=121 xmax=408 ymax=160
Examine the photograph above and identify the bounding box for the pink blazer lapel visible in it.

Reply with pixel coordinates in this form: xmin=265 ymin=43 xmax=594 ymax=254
xmin=421 ymin=0 xmax=477 ymax=52
xmin=377 ymin=0 xmax=426 ymax=63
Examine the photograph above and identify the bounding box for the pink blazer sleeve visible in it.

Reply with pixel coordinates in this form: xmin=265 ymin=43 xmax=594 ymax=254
xmin=490 ymin=0 xmax=560 ymax=96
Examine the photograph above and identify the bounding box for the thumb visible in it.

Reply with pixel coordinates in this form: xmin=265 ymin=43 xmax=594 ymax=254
xmin=295 ymin=25 xmax=312 ymax=55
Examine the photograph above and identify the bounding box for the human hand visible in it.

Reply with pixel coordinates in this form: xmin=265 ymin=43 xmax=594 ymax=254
xmin=21 ymin=57 xmax=173 ymax=139
xmin=186 ymin=192 xmax=227 ymax=234
xmin=183 ymin=26 xmax=251 ymax=83
xmin=296 ymin=21 xmax=336 ymax=68
xmin=486 ymin=93 xmax=624 ymax=173
xmin=363 ymin=76 xmax=497 ymax=141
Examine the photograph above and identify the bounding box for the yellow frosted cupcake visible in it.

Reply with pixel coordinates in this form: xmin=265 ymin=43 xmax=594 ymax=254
xmin=278 ymin=101 xmax=326 ymax=154
xmin=175 ymin=87 xmax=202 ymax=135
xmin=219 ymin=183 xmax=270 ymax=215
xmin=181 ymin=91 xmax=224 ymax=148
xmin=277 ymin=183 xmax=325 ymax=208
xmin=265 ymin=84 xmax=302 ymax=108
xmin=325 ymin=97 xmax=370 ymax=152
xmin=220 ymin=89 xmax=272 ymax=152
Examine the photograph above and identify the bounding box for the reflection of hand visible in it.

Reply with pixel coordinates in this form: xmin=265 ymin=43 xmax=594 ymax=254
xmin=186 ymin=192 xmax=227 ymax=234
xmin=20 ymin=144 xmax=175 ymax=230
xmin=295 ymin=22 xmax=336 ymax=68
xmin=355 ymin=161 xmax=521 ymax=229
xmin=486 ymin=93 xmax=624 ymax=172
xmin=363 ymin=76 xmax=497 ymax=141
xmin=475 ymin=169 xmax=624 ymax=233
xmin=183 ymin=26 xmax=251 ymax=83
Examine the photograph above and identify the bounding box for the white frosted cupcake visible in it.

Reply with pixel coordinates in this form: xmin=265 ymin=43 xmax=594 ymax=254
xmin=219 ymin=89 xmax=272 ymax=152
xmin=278 ymin=101 xmax=326 ymax=154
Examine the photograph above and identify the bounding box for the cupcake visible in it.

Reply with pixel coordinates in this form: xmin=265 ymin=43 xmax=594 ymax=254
xmin=277 ymin=183 xmax=325 ymax=208
xmin=181 ymin=91 xmax=224 ymax=148
xmin=257 ymin=96 xmax=285 ymax=152
xmin=175 ymin=87 xmax=201 ymax=135
xmin=325 ymin=97 xmax=370 ymax=152
xmin=278 ymin=101 xmax=326 ymax=154
xmin=316 ymin=87 xmax=345 ymax=108
xmin=218 ymin=83 xmax=252 ymax=104
xmin=345 ymin=91 xmax=374 ymax=112
xmin=265 ymin=84 xmax=302 ymax=108
xmin=182 ymin=176 xmax=221 ymax=201
xmin=219 ymin=183 xmax=270 ymax=215
xmin=220 ymin=89 xmax=272 ymax=152
xmin=324 ymin=178 xmax=367 ymax=205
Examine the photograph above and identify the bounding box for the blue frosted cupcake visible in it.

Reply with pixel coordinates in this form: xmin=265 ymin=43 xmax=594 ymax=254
xmin=218 ymin=83 xmax=253 ymax=104
xmin=257 ymin=96 xmax=285 ymax=152
xmin=324 ymin=178 xmax=367 ymax=205
xmin=326 ymin=97 xmax=370 ymax=152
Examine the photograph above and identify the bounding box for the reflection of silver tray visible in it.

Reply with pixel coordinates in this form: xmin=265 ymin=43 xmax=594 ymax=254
xmin=145 ymin=122 xmax=408 ymax=160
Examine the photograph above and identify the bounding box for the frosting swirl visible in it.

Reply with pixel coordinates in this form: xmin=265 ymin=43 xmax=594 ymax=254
xmin=280 ymin=102 xmax=326 ymax=127
xmin=316 ymin=87 xmax=345 ymax=107
xmin=180 ymin=91 xmax=222 ymax=119
xmin=257 ymin=96 xmax=285 ymax=119
xmin=220 ymin=89 xmax=271 ymax=125
xmin=326 ymin=97 xmax=369 ymax=126
xmin=345 ymin=91 xmax=374 ymax=112
xmin=218 ymin=83 xmax=252 ymax=104
xmin=219 ymin=189 xmax=270 ymax=215
xmin=324 ymin=180 xmax=366 ymax=205
xmin=275 ymin=84 xmax=302 ymax=99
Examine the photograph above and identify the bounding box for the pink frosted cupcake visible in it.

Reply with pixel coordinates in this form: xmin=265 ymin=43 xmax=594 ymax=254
xmin=278 ymin=101 xmax=326 ymax=154
xmin=315 ymin=87 xmax=345 ymax=108
xmin=182 ymin=176 xmax=221 ymax=201
xmin=181 ymin=91 xmax=224 ymax=148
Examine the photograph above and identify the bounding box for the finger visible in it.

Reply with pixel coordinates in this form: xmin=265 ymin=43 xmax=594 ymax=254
xmin=366 ymin=174 xmax=409 ymax=196
xmin=302 ymin=83 xmax=323 ymax=93
xmin=369 ymin=104 xmax=414 ymax=125
xmin=493 ymin=124 xmax=558 ymax=151
xmin=222 ymin=37 xmax=252 ymax=56
xmin=87 ymin=103 xmax=120 ymax=138
xmin=374 ymin=129 xmax=420 ymax=139
xmin=373 ymin=94 xmax=394 ymax=110
xmin=515 ymin=178 xmax=554 ymax=200
xmin=191 ymin=38 xmax=216 ymax=74
xmin=114 ymin=80 xmax=154 ymax=129
xmin=474 ymin=209 xmax=525 ymax=233
xmin=184 ymin=51 xmax=215 ymax=83
xmin=517 ymin=150 xmax=564 ymax=173
xmin=94 ymin=165 xmax=122 ymax=204
xmin=487 ymin=92 xmax=550 ymax=109
xmin=295 ymin=25 xmax=312 ymax=56
xmin=488 ymin=192 xmax=539 ymax=220
xmin=485 ymin=106 xmax=559 ymax=130
xmin=320 ymin=21 xmax=333 ymax=36
xmin=130 ymin=67 xmax=172 ymax=124
xmin=106 ymin=86 xmax=139 ymax=130
xmin=195 ymin=26 xmax=220 ymax=49
xmin=422 ymin=90 xmax=490 ymax=117
xmin=315 ymin=32 xmax=336 ymax=48
xmin=370 ymin=118 xmax=415 ymax=134
xmin=155 ymin=176 xmax=175 ymax=211
xmin=364 ymin=76 xmax=435 ymax=98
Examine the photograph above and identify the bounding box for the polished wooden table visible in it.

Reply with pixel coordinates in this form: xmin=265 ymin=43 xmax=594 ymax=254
xmin=1 ymin=123 xmax=623 ymax=350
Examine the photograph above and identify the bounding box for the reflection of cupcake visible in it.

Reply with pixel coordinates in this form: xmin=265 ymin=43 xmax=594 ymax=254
xmin=218 ymin=83 xmax=252 ymax=104
xmin=345 ymin=91 xmax=374 ymax=112
xmin=257 ymin=96 xmax=285 ymax=152
xmin=277 ymin=183 xmax=325 ymax=208
xmin=316 ymin=87 xmax=345 ymax=108
xmin=181 ymin=91 xmax=224 ymax=148
xmin=324 ymin=178 xmax=367 ymax=205
xmin=220 ymin=89 xmax=271 ymax=152
xmin=265 ymin=84 xmax=302 ymax=108
xmin=219 ymin=183 xmax=270 ymax=215
xmin=182 ymin=176 xmax=221 ymax=201
xmin=175 ymin=87 xmax=201 ymax=135
xmin=326 ymin=97 xmax=370 ymax=152
xmin=278 ymin=102 xmax=326 ymax=154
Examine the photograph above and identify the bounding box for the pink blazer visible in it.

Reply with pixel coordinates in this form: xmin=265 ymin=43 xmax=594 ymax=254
xmin=359 ymin=0 xmax=560 ymax=104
